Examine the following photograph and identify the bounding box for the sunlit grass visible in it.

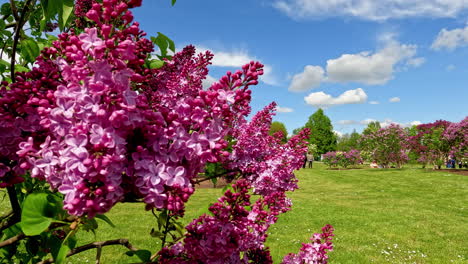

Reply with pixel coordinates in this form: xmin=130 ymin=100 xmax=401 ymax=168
xmin=267 ymin=163 xmax=467 ymax=264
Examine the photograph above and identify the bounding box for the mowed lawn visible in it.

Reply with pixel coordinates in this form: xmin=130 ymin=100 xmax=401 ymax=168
xmin=1 ymin=163 xmax=466 ymax=263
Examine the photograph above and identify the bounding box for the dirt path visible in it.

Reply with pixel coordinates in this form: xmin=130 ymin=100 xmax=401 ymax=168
xmin=432 ymin=169 xmax=468 ymax=176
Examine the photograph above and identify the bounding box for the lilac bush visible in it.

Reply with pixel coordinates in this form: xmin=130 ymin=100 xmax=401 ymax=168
xmin=323 ymin=150 xmax=362 ymax=169
xmin=0 ymin=0 xmax=333 ymax=263
xmin=360 ymin=124 xmax=409 ymax=168
xmin=443 ymin=117 xmax=468 ymax=161
xmin=408 ymin=120 xmax=451 ymax=169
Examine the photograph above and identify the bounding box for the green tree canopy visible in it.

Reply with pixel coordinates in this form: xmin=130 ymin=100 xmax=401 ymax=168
xmin=362 ymin=121 xmax=381 ymax=135
xmin=269 ymin=121 xmax=288 ymax=143
xmin=337 ymin=129 xmax=361 ymax=151
xmin=304 ymin=109 xmax=337 ymax=155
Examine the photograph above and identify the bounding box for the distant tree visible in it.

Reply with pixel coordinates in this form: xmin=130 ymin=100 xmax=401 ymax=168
xmin=304 ymin=109 xmax=337 ymax=155
xmin=337 ymin=129 xmax=361 ymax=151
xmin=337 ymin=134 xmax=350 ymax=151
xmin=269 ymin=121 xmax=288 ymax=143
xmin=362 ymin=121 xmax=381 ymax=136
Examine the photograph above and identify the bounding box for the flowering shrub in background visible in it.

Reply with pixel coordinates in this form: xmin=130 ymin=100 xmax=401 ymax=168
xmin=443 ymin=117 xmax=468 ymax=161
xmin=408 ymin=120 xmax=451 ymax=169
xmin=323 ymin=150 xmax=362 ymax=169
xmin=360 ymin=124 xmax=409 ymax=168
xmin=0 ymin=0 xmax=333 ymax=263
xmin=407 ymin=118 xmax=467 ymax=169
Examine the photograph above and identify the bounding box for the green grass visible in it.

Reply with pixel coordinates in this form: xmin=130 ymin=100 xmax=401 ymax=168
xmin=1 ymin=163 xmax=467 ymax=263
xmin=266 ymin=163 xmax=467 ymax=264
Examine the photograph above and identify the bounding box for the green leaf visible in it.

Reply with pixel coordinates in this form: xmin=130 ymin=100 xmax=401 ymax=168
xmin=55 ymin=243 xmax=70 ymax=264
xmin=60 ymin=0 xmax=74 ymax=30
xmin=46 ymin=34 xmax=58 ymax=41
xmin=151 ymin=32 xmax=175 ymax=58
xmin=20 ymin=39 xmax=40 ymax=63
xmin=149 ymin=228 xmax=163 ymax=238
xmin=157 ymin=210 xmax=168 ymax=230
xmin=0 ymin=3 xmax=11 ymax=16
xmin=171 ymin=0 xmax=177 ymax=6
xmin=20 ymin=193 xmax=63 ymax=236
xmin=0 ymin=59 xmax=9 ymax=73
xmin=15 ymin=65 xmax=30 ymax=72
xmin=95 ymin=214 xmax=115 ymax=228
xmin=149 ymin=59 xmax=164 ymax=69
xmin=40 ymin=0 xmax=61 ymax=31
xmin=0 ymin=19 xmax=5 ymax=31
xmin=82 ymin=218 xmax=98 ymax=231
xmin=221 ymin=183 xmax=233 ymax=194
xmin=125 ymin=250 xmax=152 ymax=262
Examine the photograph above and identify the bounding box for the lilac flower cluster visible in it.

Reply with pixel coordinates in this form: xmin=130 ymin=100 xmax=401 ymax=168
xmin=282 ymin=224 xmax=334 ymax=264
xmin=322 ymin=150 xmax=362 ymax=169
xmin=5 ymin=0 xmax=260 ymax=217
xmin=228 ymin=103 xmax=311 ymax=196
xmin=157 ymin=106 xmax=325 ymax=263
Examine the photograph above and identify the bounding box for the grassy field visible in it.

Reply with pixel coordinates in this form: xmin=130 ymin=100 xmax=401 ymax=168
xmin=1 ymin=163 xmax=467 ymax=263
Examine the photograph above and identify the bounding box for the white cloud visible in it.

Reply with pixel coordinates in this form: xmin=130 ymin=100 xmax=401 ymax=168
xmin=337 ymin=120 xmax=359 ymax=125
xmin=276 ymin=106 xmax=294 ymax=113
xmin=406 ymin=57 xmax=426 ymax=67
xmin=286 ymin=35 xmax=422 ymax=89
xmin=326 ymin=39 xmax=419 ymax=85
xmin=288 ymin=65 xmax=324 ymax=92
xmin=409 ymin=120 xmax=422 ymax=126
xmin=369 ymin=101 xmax=379 ymax=105
xmin=431 ymin=26 xmax=468 ymax=51
xmin=304 ymin=88 xmax=368 ymax=108
xmin=380 ymin=119 xmax=421 ymax=128
xmin=195 ymin=46 xmax=278 ymax=85
xmin=389 ymin=97 xmax=401 ymax=103
xmin=361 ymin=118 xmax=377 ymax=125
xmin=334 ymin=130 xmax=344 ymax=137
xmin=446 ymin=64 xmax=456 ymax=71
xmin=202 ymin=75 xmax=217 ymax=89
xmin=273 ymin=0 xmax=468 ymax=21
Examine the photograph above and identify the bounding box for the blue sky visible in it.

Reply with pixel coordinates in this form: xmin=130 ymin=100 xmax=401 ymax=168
xmin=42 ymin=1 xmax=468 ymax=135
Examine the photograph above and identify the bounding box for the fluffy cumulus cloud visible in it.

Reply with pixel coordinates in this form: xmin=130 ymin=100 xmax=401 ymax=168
xmin=337 ymin=119 xmax=376 ymax=126
xmin=326 ymin=39 xmax=420 ymax=85
xmin=431 ymin=26 xmax=468 ymax=51
xmin=276 ymin=106 xmax=294 ymax=113
xmin=273 ymin=0 xmax=468 ymax=21
xmin=389 ymin=97 xmax=401 ymax=103
xmin=288 ymin=65 xmax=324 ymax=92
xmin=195 ymin=46 xmax=278 ymax=85
xmin=288 ymin=36 xmax=422 ymax=89
xmin=304 ymin=88 xmax=368 ymax=108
